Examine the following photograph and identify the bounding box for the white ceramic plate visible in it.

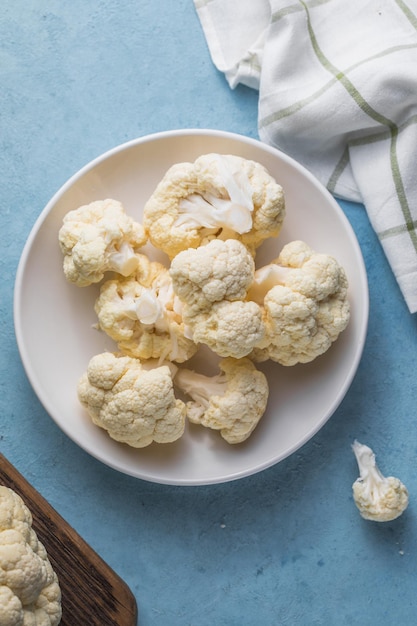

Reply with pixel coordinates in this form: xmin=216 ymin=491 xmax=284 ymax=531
xmin=14 ymin=130 xmax=369 ymax=485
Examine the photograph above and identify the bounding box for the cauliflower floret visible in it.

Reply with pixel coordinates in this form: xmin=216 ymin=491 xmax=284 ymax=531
xmin=0 ymin=487 xmax=61 ymax=626
xmin=78 ymin=352 xmax=187 ymax=447
xmin=248 ymin=240 xmax=350 ymax=365
xmin=95 ymin=257 xmax=197 ymax=363
xmin=169 ymin=239 xmax=264 ymax=357
xmin=169 ymin=238 xmax=255 ymax=313
xmin=352 ymin=441 xmax=409 ymax=522
xmin=58 ymin=198 xmax=147 ymax=286
xmin=0 ymin=489 xmax=37 ymax=552
xmin=0 ymin=585 xmax=22 ymax=626
xmin=188 ymin=300 xmax=265 ymax=359
xmin=174 ymin=358 xmax=269 ymax=444
xmin=143 ymin=153 xmax=285 ymax=259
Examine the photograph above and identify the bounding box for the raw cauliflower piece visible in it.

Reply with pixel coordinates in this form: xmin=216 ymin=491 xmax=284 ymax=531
xmin=143 ymin=153 xmax=285 ymax=258
xmin=95 ymin=256 xmax=197 ymax=363
xmin=169 ymin=238 xmax=255 ymax=312
xmin=78 ymin=352 xmax=186 ymax=447
xmin=174 ymin=358 xmax=269 ymax=444
xmin=352 ymin=441 xmax=409 ymax=522
xmin=58 ymin=198 xmax=147 ymax=286
xmin=189 ymin=300 xmax=265 ymax=359
xmin=248 ymin=240 xmax=350 ymax=365
xmin=0 ymin=486 xmax=62 ymax=626
xmin=169 ymin=239 xmax=264 ymax=358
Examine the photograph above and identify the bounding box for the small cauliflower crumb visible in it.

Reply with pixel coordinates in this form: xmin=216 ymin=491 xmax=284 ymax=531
xmin=352 ymin=440 xmax=409 ymax=522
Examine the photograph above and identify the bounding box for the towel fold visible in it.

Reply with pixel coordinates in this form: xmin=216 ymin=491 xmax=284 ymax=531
xmin=194 ymin=0 xmax=417 ymax=313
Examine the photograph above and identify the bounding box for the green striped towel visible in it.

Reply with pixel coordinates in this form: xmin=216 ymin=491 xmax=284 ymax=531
xmin=194 ymin=0 xmax=417 ymax=313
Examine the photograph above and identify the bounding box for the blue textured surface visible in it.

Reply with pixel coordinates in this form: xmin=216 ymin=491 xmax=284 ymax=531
xmin=1 ymin=3 xmax=417 ymax=625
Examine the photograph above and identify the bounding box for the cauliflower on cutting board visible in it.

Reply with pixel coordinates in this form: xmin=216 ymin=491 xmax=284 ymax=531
xmin=351 ymin=441 xmax=409 ymax=522
xmin=174 ymin=358 xmax=269 ymax=444
xmin=58 ymin=198 xmax=147 ymax=286
xmin=78 ymin=352 xmax=187 ymax=447
xmin=95 ymin=256 xmax=197 ymax=363
xmin=143 ymin=153 xmax=285 ymax=259
xmin=0 ymin=486 xmax=62 ymax=626
xmin=169 ymin=238 xmax=265 ymax=358
xmin=248 ymin=240 xmax=350 ymax=366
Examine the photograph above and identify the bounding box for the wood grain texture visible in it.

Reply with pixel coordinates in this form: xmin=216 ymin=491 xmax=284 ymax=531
xmin=0 ymin=454 xmax=138 ymax=626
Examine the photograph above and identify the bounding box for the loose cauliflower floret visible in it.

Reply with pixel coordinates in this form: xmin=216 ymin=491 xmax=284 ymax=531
xmin=58 ymin=198 xmax=147 ymax=286
xmin=352 ymin=441 xmax=409 ymax=522
xmin=0 ymin=487 xmax=62 ymax=626
xmin=174 ymin=358 xmax=269 ymax=444
xmin=188 ymin=300 xmax=265 ymax=359
xmin=248 ymin=240 xmax=350 ymax=365
xmin=143 ymin=153 xmax=285 ymax=259
xmin=78 ymin=352 xmax=187 ymax=447
xmin=95 ymin=259 xmax=197 ymax=363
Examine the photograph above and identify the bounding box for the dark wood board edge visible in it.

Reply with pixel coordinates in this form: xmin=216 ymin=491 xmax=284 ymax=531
xmin=0 ymin=454 xmax=138 ymax=626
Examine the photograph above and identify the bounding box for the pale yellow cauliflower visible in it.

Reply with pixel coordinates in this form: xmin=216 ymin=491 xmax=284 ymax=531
xmin=248 ymin=240 xmax=350 ymax=365
xmin=169 ymin=238 xmax=255 ymax=312
xmin=78 ymin=352 xmax=187 ymax=447
xmin=0 ymin=487 xmax=62 ymax=626
xmin=170 ymin=239 xmax=264 ymax=358
xmin=95 ymin=255 xmax=197 ymax=363
xmin=174 ymin=358 xmax=269 ymax=444
xmin=189 ymin=300 xmax=265 ymax=360
xmin=58 ymin=198 xmax=147 ymax=286
xmin=143 ymin=153 xmax=285 ymax=259
xmin=352 ymin=441 xmax=409 ymax=522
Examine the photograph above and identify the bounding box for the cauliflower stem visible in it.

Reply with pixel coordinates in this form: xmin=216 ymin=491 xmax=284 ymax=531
xmin=174 ymin=358 xmax=269 ymax=444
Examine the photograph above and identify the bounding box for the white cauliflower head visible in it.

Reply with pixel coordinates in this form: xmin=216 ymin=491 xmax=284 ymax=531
xmin=143 ymin=153 xmax=285 ymax=258
xmin=78 ymin=352 xmax=187 ymax=447
xmin=0 ymin=487 xmax=62 ymax=626
xmin=95 ymin=258 xmax=197 ymax=363
xmin=59 ymin=198 xmax=147 ymax=286
xmin=174 ymin=358 xmax=269 ymax=444
xmin=249 ymin=240 xmax=350 ymax=365
xmin=352 ymin=440 xmax=409 ymax=522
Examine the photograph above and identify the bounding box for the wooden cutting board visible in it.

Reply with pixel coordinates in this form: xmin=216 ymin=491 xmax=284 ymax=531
xmin=0 ymin=453 xmax=138 ymax=626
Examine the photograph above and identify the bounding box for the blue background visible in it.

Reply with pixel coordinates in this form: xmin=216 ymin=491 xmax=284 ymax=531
xmin=1 ymin=2 xmax=417 ymax=624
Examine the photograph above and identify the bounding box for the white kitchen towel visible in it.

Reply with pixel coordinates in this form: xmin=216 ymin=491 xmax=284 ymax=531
xmin=194 ymin=0 xmax=417 ymax=313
